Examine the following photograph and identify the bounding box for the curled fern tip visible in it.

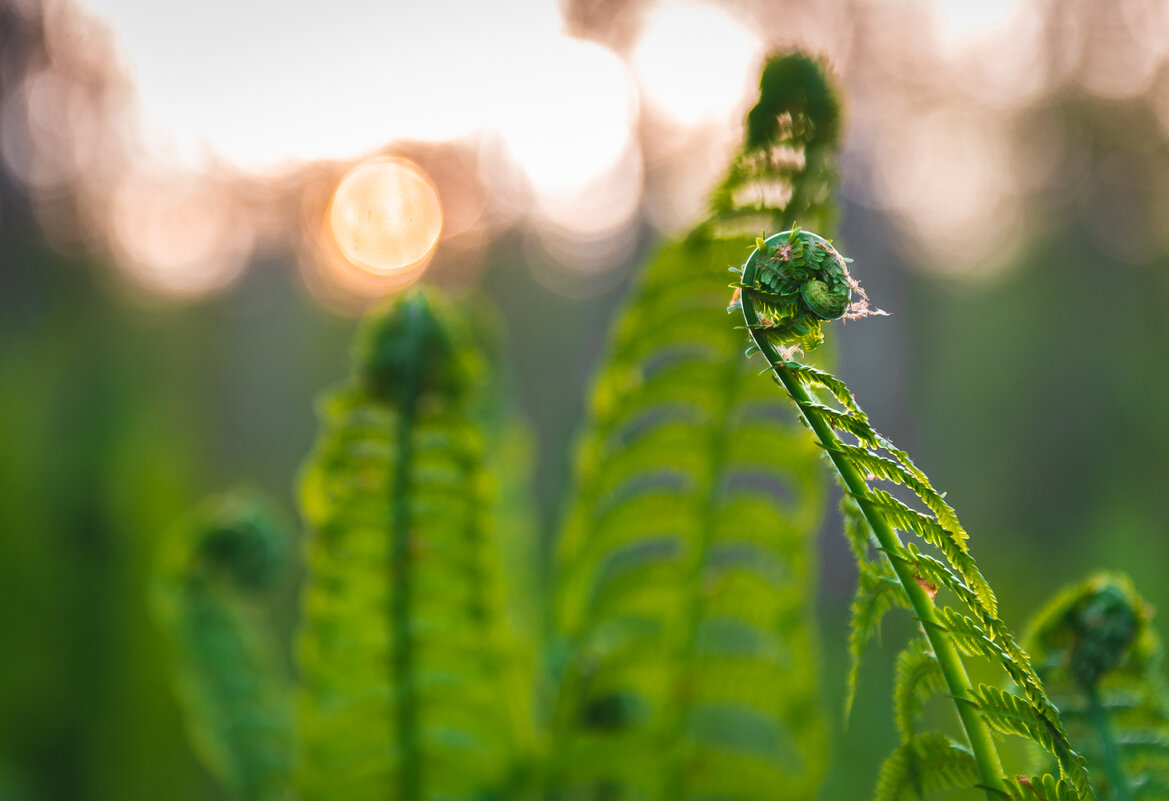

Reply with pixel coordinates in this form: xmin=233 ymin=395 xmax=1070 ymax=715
xmin=732 ymin=227 xmax=885 ymax=356
xmin=354 ymin=288 xmax=469 ymax=405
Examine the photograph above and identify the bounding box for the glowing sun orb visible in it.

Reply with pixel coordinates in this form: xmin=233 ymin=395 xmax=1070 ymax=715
xmin=329 ymin=157 xmax=443 ymax=275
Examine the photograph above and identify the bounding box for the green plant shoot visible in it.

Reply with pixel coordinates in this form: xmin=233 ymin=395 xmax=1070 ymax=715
xmin=1027 ymin=573 xmax=1169 ymax=801
xmin=296 ymin=289 xmax=535 ymax=801
xmin=732 ymin=228 xmax=1094 ymax=801
xmin=152 ymin=492 xmax=292 ymax=801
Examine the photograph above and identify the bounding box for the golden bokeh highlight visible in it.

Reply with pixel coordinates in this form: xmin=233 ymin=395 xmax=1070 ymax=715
xmin=328 ymin=156 xmax=443 ymax=276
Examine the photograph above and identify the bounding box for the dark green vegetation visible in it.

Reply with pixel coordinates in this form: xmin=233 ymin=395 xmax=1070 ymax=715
xmin=153 ymin=494 xmax=292 ymax=801
xmin=90 ymin=52 xmax=1169 ymax=801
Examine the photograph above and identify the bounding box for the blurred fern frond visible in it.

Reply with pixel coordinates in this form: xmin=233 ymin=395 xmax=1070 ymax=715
xmin=709 ymin=52 xmax=840 ymax=238
xmin=550 ymin=52 xmax=841 ymax=801
xmin=295 ymin=289 xmax=535 ymax=801
xmin=1026 ymin=573 xmax=1169 ymax=801
xmin=153 ymin=491 xmax=293 ymax=801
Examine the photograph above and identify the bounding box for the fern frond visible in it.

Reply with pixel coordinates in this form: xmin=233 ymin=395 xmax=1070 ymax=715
xmin=1026 ymin=573 xmax=1169 ymax=801
xmin=551 ymin=52 xmax=842 ymax=801
xmin=972 ymin=684 xmax=1077 ymax=765
xmin=895 ymin=641 xmax=947 ymax=740
xmin=1014 ymin=774 xmax=1084 ymax=801
xmin=735 ymin=230 xmax=1095 ymax=799
xmin=710 ymin=53 xmax=840 ymax=238
xmin=862 ymin=488 xmax=992 ymax=613
xmin=846 ymin=539 xmax=910 ymax=718
xmin=832 ymin=443 xmax=962 ymax=534
xmin=152 ymin=491 xmax=292 ymax=801
xmin=936 ymin=605 xmax=1008 ymax=661
xmin=875 ymin=731 xmax=981 ymax=801
xmin=295 ymin=289 xmax=532 ymax=801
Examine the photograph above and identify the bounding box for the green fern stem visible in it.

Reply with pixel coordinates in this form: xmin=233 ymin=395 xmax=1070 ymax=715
xmin=389 ymin=323 xmax=421 ymax=801
xmin=739 ymin=261 xmax=1009 ymax=801
xmin=1084 ymin=685 xmax=1131 ymax=801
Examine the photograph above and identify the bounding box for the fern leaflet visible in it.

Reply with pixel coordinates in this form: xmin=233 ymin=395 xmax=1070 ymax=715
xmin=876 ymin=731 xmax=981 ymax=801
xmin=895 ymin=641 xmax=947 ymax=741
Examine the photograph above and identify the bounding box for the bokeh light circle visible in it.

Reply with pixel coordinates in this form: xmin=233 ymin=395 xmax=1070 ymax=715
xmin=328 ymin=157 xmax=443 ymax=275
xmin=632 ymin=1 xmax=761 ymax=127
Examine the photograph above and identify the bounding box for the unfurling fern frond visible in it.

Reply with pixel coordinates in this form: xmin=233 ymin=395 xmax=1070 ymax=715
xmin=709 ymin=52 xmax=840 ymax=238
xmin=153 ymin=492 xmax=292 ymax=801
xmin=551 ymin=52 xmax=841 ymax=801
xmin=733 ymin=230 xmax=1094 ymax=800
xmin=296 ymin=289 xmax=534 ymax=801
xmin=1025 ymin=573 xmax=1169 ymax=801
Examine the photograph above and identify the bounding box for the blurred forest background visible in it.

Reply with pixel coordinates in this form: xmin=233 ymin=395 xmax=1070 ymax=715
xmin=3 ymin=0 xmax=1169 ymax=799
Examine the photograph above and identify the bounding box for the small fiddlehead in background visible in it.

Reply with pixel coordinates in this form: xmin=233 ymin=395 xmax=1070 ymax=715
xmin=1026 ymin=573 xmax=1169 ymax=801
xmin=732 ymin=229 xmax=1094 ymax=800
xmin=152 ymin=491 xmax=292 ymax=801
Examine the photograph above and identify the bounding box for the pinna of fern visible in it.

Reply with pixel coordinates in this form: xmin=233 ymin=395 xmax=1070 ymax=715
xmin=152 ymin=491 xmax=293 ymax=801
xmin=1025 ymin=573 xmax=1169 ymax=801
xmin=295 ymin=288 xmax=537 ymax=801
xmin=549 ymin=52 xmax=841 ymax=801
xmin=732 ymin=228 xmax=1094 ymax=800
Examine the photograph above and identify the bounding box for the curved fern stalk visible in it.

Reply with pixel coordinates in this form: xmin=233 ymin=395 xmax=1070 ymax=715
xmin=733 ymin=229 xmax=1094 ymax=801
xmin=296 ymin=289 xmax=535 ymax=801
xmin=551 ymin=52 xmax=839 ymax=801
xmin=1025 ymin=573 xmax=1169 ymax=801
xmin=152 ymin=491 xmax=292 ymax=801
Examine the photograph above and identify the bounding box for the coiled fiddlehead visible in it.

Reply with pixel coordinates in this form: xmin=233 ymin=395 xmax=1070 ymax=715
xmin=296 ymin=288 xmax=533 ymax=801
xmin=152 ymin=491 xmax=292 ymax=801
xmin=728 ymin=228 xmax=882 ymax=354
xmin=550 ymin=52 xmax=840 ymax=801
xmin=1026 ymin=573 xmax=1169 ymax=801
xmin=733 ymin=231 xmax=1094 ymax=800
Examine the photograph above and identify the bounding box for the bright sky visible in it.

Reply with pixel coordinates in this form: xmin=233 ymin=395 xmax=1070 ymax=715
xmin=78 ymin=0 xmax=761 ymax=185
xmin=81 ymin=0 xmax=566 ymax=164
